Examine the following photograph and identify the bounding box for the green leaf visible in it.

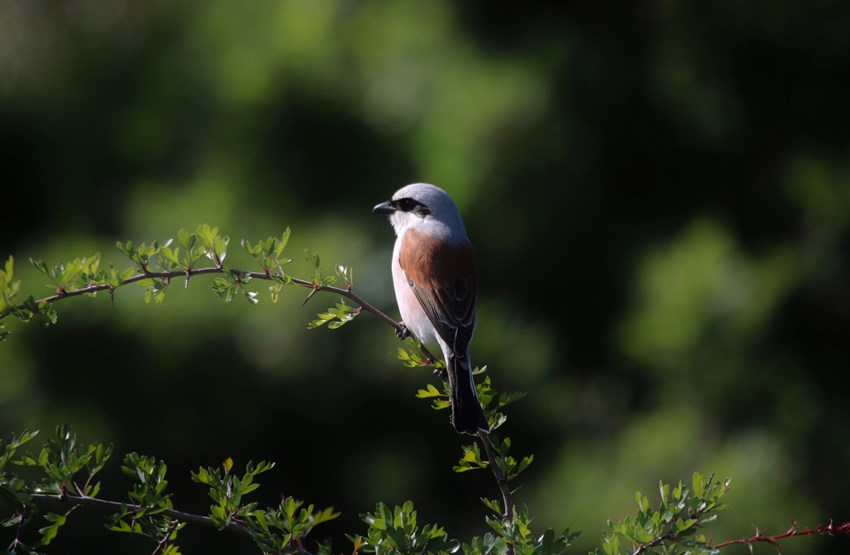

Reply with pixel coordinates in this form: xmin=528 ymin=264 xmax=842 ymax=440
xmin=675 ymin=518 xmax=697 ymax=533
xmin=3 ymin=255 xmax=14 ymax=280
xmin=415 ymin=384 xmax=444 ymax=398
xmin=1 ymin=513 xmax=24 ymax=528
xmin=305 ymin=249 xmax=320 ymax=270
xmin=692 ymin=472 xmax=705 ymax=498
xmin=516 ymin=455 xmax=534 ymax=475
xmin=454 ymin=443 xmax=488 ymax=473
xmin=481 ymin=498 xmax=502 ymax=515
xmin=38 ymin=513 xmax=67 ymax=545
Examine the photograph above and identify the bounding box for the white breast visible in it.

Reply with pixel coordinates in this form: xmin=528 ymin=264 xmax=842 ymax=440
xmin=392 ymin=233 xmax=439 ymax=346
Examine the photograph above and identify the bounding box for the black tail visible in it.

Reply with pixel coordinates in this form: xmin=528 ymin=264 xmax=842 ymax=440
xmin=446 ymin=354 xmax=489 ymax=435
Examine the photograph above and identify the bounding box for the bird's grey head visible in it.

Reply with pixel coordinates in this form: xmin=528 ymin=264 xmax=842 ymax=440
xmin=373 ymin=183 xmax=465 ymax=236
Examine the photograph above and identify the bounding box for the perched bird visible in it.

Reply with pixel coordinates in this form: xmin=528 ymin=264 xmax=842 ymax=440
xmin=373 ymin=183 xmax=489 ymax=435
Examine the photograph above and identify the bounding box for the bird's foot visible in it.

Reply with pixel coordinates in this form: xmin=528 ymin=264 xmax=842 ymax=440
xmin=432 ymin=366 xmax=448 ymax=381
xmin=395 ymin=323 xmax=410 ymax=340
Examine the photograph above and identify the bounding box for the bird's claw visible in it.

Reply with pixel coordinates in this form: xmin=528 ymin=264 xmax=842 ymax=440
xmin=432 ymin=366 xmax=448 ymax=381
xmin=395 ymin=323 xmax=410 ymax=340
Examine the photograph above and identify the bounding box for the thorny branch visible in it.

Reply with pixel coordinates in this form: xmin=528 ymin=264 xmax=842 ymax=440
xmin=712 ymin=520 xmax=850 ymax=551
xmin=0 ymin=266 xmax=441 ymax=361
xmin=478 ymin=428 xmax=516 ymax=551
xmin=27 ymin=493 xmax=314 ymax=555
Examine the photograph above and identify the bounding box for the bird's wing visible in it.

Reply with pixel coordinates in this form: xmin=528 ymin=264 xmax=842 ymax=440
xmin=399 ymin=228 xmax=478 ymax=357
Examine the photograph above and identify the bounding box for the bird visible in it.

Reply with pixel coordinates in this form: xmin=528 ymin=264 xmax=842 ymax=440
xmin=373 ymin=183 xmax=489 ymax=435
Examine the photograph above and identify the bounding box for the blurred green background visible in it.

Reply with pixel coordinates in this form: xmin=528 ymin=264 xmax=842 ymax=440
xmin=2 ymin=1 xmax=849 ymax=553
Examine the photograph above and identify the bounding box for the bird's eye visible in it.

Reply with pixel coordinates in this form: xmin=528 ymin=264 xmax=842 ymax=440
xmin=395 ymin=198 xmax=418 ymax=212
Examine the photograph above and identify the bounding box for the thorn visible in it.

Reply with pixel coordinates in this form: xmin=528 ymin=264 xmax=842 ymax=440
xmin=302 ymin=286 xmax=319 ymax=306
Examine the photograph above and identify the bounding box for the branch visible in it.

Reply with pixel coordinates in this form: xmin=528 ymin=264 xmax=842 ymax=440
xmin=631 ymin=531 xmax=676 ymax=555
xmin=0 ymin=264 xmax=443 ymax=360
xmin=28 ymin=492 xmax=316 ymax=555
xmin=713 ymin=520 xmax=850 ymax=551
xmin=151 ymin=518 xmax=180 ymax=555
xmin=478 ymin=430 xmax=514 ymax=523
xmin=1 ymin=267 xmax=384 ymax=329
xmin=30 ymin=492 xmax=246 ymax=539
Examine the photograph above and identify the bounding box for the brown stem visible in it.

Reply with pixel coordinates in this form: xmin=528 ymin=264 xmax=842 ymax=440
xmin=28 ymin=493 xmax=316 ymax=555
xmin=0 ymin=268 xmax=380 ymax=322
xmin=712 ymin=520 xmax=850 ymax=551
xmin=151 ymin=518 xmax=180 ymax=555
xmin=477 ymin=431 xmax=513 ymax=522
xmin=30 ymin=492 xmax=252 ymax=538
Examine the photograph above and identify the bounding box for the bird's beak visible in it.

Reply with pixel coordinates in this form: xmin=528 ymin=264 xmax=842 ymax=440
xmin=372 ymin=200 xmax=395 ymax=215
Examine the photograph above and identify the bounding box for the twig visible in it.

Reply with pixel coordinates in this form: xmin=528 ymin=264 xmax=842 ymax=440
xmin=477 ymin=431 xmax=513 ymax=522
xmin=631 ymin=531 xmax=676 ymax=555
xmin=478 ymin=429 xmax=516 ymax=555
xmin=151 ymin=518 xmax=179 ymax=555
xmin=1 ymin=268 xmax=380 ymax=331
xmin=30 ymin=492 xmax=251 ymax=538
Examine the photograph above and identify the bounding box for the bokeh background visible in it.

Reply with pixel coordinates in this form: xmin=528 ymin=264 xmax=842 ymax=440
xmin=2 ymin=1 xmax=849 ymax=554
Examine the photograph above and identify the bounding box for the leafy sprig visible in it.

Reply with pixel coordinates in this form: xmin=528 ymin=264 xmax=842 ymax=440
xmin=596 ymin=472 xmax=730 ymax=555
xmin=352 ymin=501 xmax=456 ymax=555
xmin=191 ymin=457 xmax=338 ymax=554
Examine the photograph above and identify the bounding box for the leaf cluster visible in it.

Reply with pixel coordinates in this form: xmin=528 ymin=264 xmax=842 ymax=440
xmin=307 ymin=299 xmax=360 ymax=329
xmin=192 ymin=458 xmax=338 ymax=555
xmin=596 ymin=472 xmax=730 ymax=555
xmin=0 ymin=425 xmax=338 ymax=555
xmin=456 ymin=435 xmax=533 ymax=484
xmin=1 ymin=430 xmax=40 ymax=518
xmin=1 ymin=254 xmax=112 ymax=336
xmin=476 ymin=512 xmax=579 ymax=555
xmin=2 ymin=426 xmax=112 ymax=552
xmin=108 ymin=452 xmax=178 ymax=541
xmin=352 ymin=501 xmax=456 ymax=555
xmin=351 ymin=499 xmax=578 ymax=555
xmin=414 ymin=366 xmax=531 ymax=481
